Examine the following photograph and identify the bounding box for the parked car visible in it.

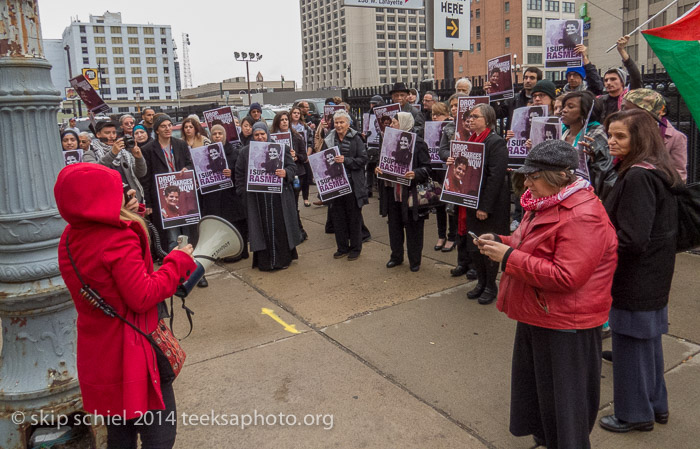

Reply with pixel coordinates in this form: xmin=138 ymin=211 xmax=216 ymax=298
xmin=73 ymin=116 xmax=111 ymax=133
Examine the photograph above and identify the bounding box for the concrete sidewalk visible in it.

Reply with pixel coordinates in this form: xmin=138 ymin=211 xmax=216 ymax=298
xmin=168 ymin=193 xmax=700 ymax=448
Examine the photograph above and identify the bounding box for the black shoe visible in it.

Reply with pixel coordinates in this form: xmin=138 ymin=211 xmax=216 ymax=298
xmin=478 ymin=287 xmax=498 ymax=304
xmin=599 ymin=415 xmax=654 ymax=433
xmin=466 ymin=268 xmax=477 ymax=280
xmin=301 ymin=230 xmax=308 ymax=242
xmin=362 ymin=234 xmax=372 ymax=243
xmin=434 ymin=239 xmax=446 ymax=251
xmin=450 ymin=265 xmax=467 ymax=277
xmin=602 ymin=350 xmax=613 ymax=363
xmin=533 ymin=435 xmax=546 ymax=447
xmin=197 ymin=276 xmax=208 ymax=288
xmin=386 ymin=259 xmax=403 ymax=268
xmin=410 ymin=264 xmax=420 ymax=272
xmin=441 ymin=240 xmax=455 ymax=252
xmin=655 ymin=411 xmax=669 ymax=424
xmin=467 ymin=284 xmax=485 ymax=299
xmin=333 ymin=251 xmax=348 ymax=259
xmin=348 ymin=252 xmax=360 ymax=261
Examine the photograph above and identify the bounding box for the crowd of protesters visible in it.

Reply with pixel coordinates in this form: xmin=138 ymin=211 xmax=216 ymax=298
xmin=56 ymin=31 xmax=691 ymax=449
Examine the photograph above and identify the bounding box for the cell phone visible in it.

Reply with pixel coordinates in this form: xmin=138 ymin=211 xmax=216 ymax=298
xmin=468 ymin=231 xmax=480 ymax=242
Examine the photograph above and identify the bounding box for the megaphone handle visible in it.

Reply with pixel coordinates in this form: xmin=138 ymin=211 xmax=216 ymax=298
xmin=177 ymin=235 xmax=188 ymax=249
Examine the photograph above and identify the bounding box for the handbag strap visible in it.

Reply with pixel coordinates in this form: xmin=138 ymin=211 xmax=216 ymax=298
xmin=65 ymin=232 xmax=164 ymax=345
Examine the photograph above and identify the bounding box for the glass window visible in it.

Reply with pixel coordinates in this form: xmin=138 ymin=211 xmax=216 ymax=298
xmin=475 ymin=9 xmax=480 ymax=18
xmin=116 ymin=87 xmax=127 ymax=94
xmin=113 ymin=57 xmax=124 ymax=64
xmin=527 ymin=17 xmax=543 ymax=28
xmin=477 ymin=42 xmax=481 ymax=51
xmin=149 ymin=86 xmax=160 ymax=93
xmin=527 ymin=0 xmax=542 ymax=10
xmin=143 ymin=27 xmax=154 ymax=35
xmin=128 ymin=37 xmax=139 ymax=44
xmin=131 ymin=77 xmax=142 ymax=84
xmin=94 ymin=36 xmax=105 ymax=44
xmin=114 ymin=67 xmax=125 ymax=74
xmin=146 ymin=57 xmax=156 ymax=64
xmin=148 ymin=76 xmax=159 ymax=83
xmin=505 ymin=20 xmax=510 ymax=30
xmin=111 ymin=36 xmax=122 ymax=44
xmin=95 ymin=47 xmax=106 ymax=54
xmin=131 ymin=67 xmax=141 ymax=74
xmin=527 ymin=35 xmax=543 ymax=46
xmin=93 ymin=26 xmax=104 ymax=33
xmin=505 ymin=1 xmax=510 ymax=12
xmin=80 ymin=36 xmax=87 ymax=44
xmin=129 ymin=47 xmax=140 ymax=54
xmin=505 ymin=37 xmax=510 ymax=48
xmin=110 ymin=26 xmax=121 ymax=34
xmin=545 ymin=1 xmax=559 ymax=12
xmin=82 ymin=57 xmax=89 ymax=64
xmin=563 ymin=2 xmax=575 ymax=13
xmin=127 ymin=26 xmax=138 ymax=34
xmin=115 ymin=77 xmax=126 ymax=85
xmin=79 ymin=25 xmax=86 ymax=33
xmin=147 ymin=66 xmax=158 ymax=74
xmin=81 ymin=47 xmax=88 ymax=54
xmin=527 ymin=53 xmax=543 ymax=64
xmin=145 ymin=48 xmax=156 ymax=54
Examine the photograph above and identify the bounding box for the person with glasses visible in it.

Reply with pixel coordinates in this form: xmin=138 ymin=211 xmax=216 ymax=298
xmin=444 ymin=104 xmax=509 ymax=305
xmin=118 ymin=114 xmax=135 ymax=138
xmin=475 ymin=139 xmax=618 ymax=448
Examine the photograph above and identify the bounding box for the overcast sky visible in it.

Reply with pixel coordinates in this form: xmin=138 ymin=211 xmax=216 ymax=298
xmin=38 ymin=1 xmax=304 ymax=88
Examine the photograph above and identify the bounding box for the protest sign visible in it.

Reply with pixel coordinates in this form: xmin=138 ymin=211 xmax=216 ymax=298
xmin=366 ymin=114 xmax=381 ymax=147
xmin=69 ymin=74 xmax=110 ymax=114
xmin=155 ymin=170 xmax=201 ymax=229
xmin=507 ymin=105 xmax=548 ymax=167
xmin=487 ymin=54 xmax=514 ymax=102
xmin=246 ymin=141 xmax=284 ymax=193
xmin=308 ymin=146 xmax=352 ymax=202
xmin=269 ymin=131 xmax=292 ymax=151
xmin=455 ymin=96 xmax=489 ymax=141
xmin=377 ymin=126 xmax=415 ymax=186
xmin=190 ymin=142 xmax=233 ymax=194
xmin=323 ymin=105 xmax=346 ymax=129
xmin=530 ymin=117 xmax=562 ymax=147
xmin=63 ymin=149 xmax=83 ymax=166
xmin=424 ymin=121 xmax=449 ymax=169
xmin=203 ymin=106 xmax=240 ymax=144
xmin=440 ymin=141 xmax=485 ymax=209
xmin=373 ymin=103 xmax=402 ymax=135
xmin=545 ymin=19 xmax=584 ymax=68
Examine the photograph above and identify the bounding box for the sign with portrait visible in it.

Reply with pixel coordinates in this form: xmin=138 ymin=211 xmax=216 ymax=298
xmin=155 ymin=170 xmax=201 ymax=229
xmin=545 ymin=19 xmax=584 ymax=68
xmin=424 ymin=121 xmax=449 ymax=169
xmin=246 ymin=141 xmax=284 ymax=193
xmin=308 ymin=146 xmax=352 ymax=202
xmin=507 ymin=105 xmax=548 ymax=167
xmin=203 ymin=106 xmax=240 ymax=144
xmin=440 ymin=141 xmax=485 ymax=209
xmin=189 ymin=143 xmax=233 ymax=194
xmin=63 ymin=149 xmax=83 ymax=166
xmin=377 ymin=126 xmax=415 ymax=186
xmin=486 ymin=54 xmax=514 ymax=102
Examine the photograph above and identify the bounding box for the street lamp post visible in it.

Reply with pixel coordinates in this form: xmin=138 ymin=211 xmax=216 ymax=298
xmin=512 ymin=54 xmax=521 ymax=84
xmin=234 ymin=52 xmax=262 ymax=105
xmin=134 ymin=89 xmax=142 ymax=114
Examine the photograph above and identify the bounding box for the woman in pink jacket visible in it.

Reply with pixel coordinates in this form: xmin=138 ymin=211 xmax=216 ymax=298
xmin=475 ymin=140 xmax=618 ymax=449
xmin=56 ymin=163 xmax=196 ymax=448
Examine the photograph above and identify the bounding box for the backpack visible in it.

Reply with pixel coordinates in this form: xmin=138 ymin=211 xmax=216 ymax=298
xmin=675 ymin=182 xmax=700 ymax=252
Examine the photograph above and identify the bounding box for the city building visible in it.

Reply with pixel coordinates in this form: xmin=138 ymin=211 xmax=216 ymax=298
xmin=435 ymin=0 xmax=578 ymax=83
xmin=45 ymin=11 xmax=179 ymax=114
xmin=299 ymin=0 xmax=434 ymax=89
xmin=180 ymin=76 xmax=296 ymax=102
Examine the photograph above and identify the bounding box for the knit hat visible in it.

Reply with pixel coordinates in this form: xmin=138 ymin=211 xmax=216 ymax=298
xmin=604 ymin=67 xmax=628 ymax=85
xmin=61 ymin=129 xmax=79 ymax=141
xmin=210 ymin=124 xmax=227 ymax=142
xmin=395 ymin=112 xmax=414 ymax=132
xmin=153 ymin=114 xmax=172 ymax=131
xmin=249 ymin=102 xmax=262 ymax=113
xmin=514 ymin=140 xmax=579 ymax=174
xmin=133 ymin=124 xmax=147 ymax=134
xmin=251 ymin=121 xmax=269 ymax=140
xmin=623 ymin=88 xmax=665 ymax=119
xmin=565 ymin=66 xmax=586 ymax=80
xmin=370 ymin=95 xmax=384 ymax=105
xmin=531 ymin=80 xmax=557 ymax=101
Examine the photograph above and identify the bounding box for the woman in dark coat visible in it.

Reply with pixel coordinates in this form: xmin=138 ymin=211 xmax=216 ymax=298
xmin=599 ymin=109 xmax=681 ymax=433
xmin=235 ymin=122 xmax=301 ymax=271
xmin=209 ymin=124 xmax=248 ymax=262
xmin=321 ymin=109 xmax=368 ymax=260
xmin=376 ymin=112 xmax=432 ymax=271
xmin=446 ymin=103 xmax=509 ymax=304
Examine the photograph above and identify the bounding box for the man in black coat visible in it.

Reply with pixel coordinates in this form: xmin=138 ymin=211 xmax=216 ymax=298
xmin=389 ymin=82 xmax=425 ymax=137
xmin=141 ymin=114 xmax=194 ymax=253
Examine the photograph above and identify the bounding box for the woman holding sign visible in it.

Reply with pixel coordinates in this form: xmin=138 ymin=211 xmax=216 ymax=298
xmin=446 ymin=104 xmax=509 ymax=304
xmin=235 ymin=122 xmax=300 ymax=271
xmin=376 ymin=112 xmax=432 ymax=271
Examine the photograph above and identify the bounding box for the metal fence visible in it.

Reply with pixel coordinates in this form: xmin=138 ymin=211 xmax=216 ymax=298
xmin=343 ymin=69 xmax=699 ymax=184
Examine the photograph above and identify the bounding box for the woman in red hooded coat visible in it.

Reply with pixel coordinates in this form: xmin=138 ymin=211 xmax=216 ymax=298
xmin=56 ymin=163 xmax=196 ymax=448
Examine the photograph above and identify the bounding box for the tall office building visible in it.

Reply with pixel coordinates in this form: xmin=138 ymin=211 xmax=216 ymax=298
xmin=435 ymin=0 xmax=577 ymax=83
xmin=45 ymin=11 xmax=179 ymax=112
xmin=299 ymin=1 xmax=434 ymax=90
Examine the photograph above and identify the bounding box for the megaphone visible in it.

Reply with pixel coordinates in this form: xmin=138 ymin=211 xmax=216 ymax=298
xmin=176 ymin=216 xmax=243 ymax=298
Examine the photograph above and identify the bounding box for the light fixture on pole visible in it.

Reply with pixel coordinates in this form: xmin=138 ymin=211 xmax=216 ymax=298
xmin=234 ymin=51 xmax=262 ymax=105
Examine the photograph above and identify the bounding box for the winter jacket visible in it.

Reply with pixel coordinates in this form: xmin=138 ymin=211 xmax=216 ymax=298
xmin=496 ymin=187 xmax=618 ymax=329
xmin=604 ymin=165 xmax=678 ymax=311
xmin=322 ymin=128 xmax=369 ymax=208
xmin=55 ymin=163 xmax=195 ymax=419
xmin=99 ymin=148 xmax=148 ymax=203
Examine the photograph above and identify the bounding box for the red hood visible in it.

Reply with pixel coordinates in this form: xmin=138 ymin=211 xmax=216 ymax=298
xmin=54 ymin=163 xmax=123 ymax=228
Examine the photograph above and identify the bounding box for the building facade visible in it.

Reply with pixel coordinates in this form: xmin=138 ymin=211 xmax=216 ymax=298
xmin=300 ymin=0 xmax=434 ymax=89
xmin=435 ymin=0 xmax=577 ymax=83
xmin=46 ymin=11 xmax=179 ymax=113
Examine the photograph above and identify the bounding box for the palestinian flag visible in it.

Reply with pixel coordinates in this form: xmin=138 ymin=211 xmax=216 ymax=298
xmin=643 ymin=2 xmax=700 ymax=123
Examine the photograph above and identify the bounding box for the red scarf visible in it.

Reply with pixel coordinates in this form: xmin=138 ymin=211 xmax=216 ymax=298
xmin=520 ymin=177 xmax=591 ymax=211
xmin=458 ymin=129 xmax=491 ymax=235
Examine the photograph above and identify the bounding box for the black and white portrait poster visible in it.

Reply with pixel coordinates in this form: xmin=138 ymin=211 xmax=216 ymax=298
xmin=487 ymin=54 xmax=514 ymax=102
xmin=155 ymin=170 xmax=201 ymax=229
xmin=270 ymin=131 xmax=292 ymax=150
xmin=377 ymin=126 xmax=415 ymax=186
xmin=323 ymin=105 xmax=345 ymax=129
xmin=366 ymin=114 xmax=381 ymax=147
xmin=190 ymin=143 xmax=233 ymax=194
xmin=247 ymin=141 xmax=284 ymax=193
xmin=530 ymin=117 xmax=562 ymax=147
xmin=440 ymin=141 xmax=485 ymax=209
xmin=456 ymin=96 xmax=490 ymax=141
xmin=373 ymin=103 xmax=401 ymax=135
xmin=69 ymin=74 xmax=110 ymax=114
xmin=545 ymin=19 xmax=583 ymax=68
xmin=308 ymin=146 xmax=352 ymax=202
xmin=508 ymin=106 xmax=548 ymax=167
xmin=203 ymin=106 xmax=240 ymax=144
xmin=63 ymin=149 xmax=83 ymax=166
xmin=424 ymin=121 xmax=449 ymax=170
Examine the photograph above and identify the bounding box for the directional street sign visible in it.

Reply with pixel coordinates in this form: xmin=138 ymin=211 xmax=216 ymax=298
xmin=430 ymin=0 xmax=470 ymax=51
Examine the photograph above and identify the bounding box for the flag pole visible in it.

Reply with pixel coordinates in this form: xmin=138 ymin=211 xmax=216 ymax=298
xmin=604 ymin=0 xmax=680 ymax=53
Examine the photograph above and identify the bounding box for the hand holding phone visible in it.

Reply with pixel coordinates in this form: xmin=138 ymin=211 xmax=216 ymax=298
xmin=468 ymin=231 xmax=480 ymax=242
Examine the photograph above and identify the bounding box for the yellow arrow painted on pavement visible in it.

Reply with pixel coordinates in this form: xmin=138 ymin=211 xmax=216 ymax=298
xmin=261 ymin=308 xmax=301 ymax=334
xmin=447 ymin=20 xmax=458 ymax=37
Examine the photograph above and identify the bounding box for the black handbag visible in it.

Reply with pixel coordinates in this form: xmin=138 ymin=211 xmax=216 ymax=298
xmin=407 ymin=177 xmax=443 ymax=209
xmin=675 ymin=182 xmax=700 ymax=252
